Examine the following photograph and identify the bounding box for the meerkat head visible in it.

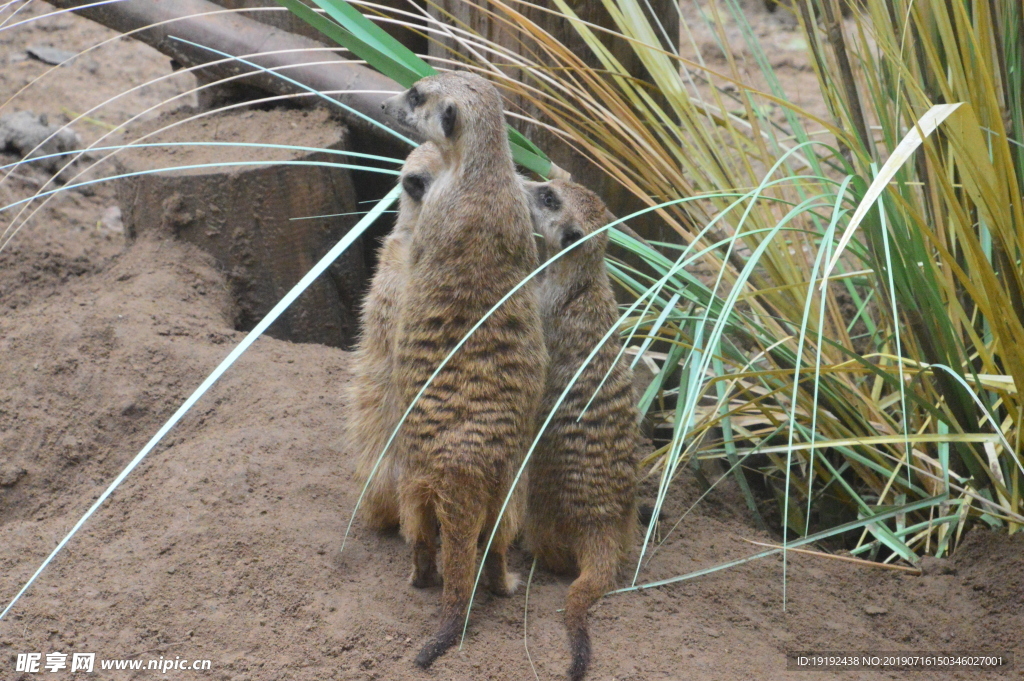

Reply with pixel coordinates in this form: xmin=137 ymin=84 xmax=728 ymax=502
xmin=397 ymin=142 xmax=443 ymax=225
xmin=381 ymin=71 xmax=505 ymax=151
xmin=400 ymin=142 xmax=443 ymax=203
xmin=525 ymin=180 xmax=612 ymax=266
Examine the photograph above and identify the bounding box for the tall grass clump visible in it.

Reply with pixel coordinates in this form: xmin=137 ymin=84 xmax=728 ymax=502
xmin=485 ymin=0 xmax=1024 ymax=569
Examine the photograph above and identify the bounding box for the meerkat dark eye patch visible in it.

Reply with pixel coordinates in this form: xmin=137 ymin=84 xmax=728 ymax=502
xmin=441 ymin=103 xmax=457 ymax=138
xmin=560 ymin=225 xmax=584 ymax=249
xmin=536 ymin=186 xmax=561 ymax=211
xmin=407 ymin=87 xmax=424 ymax=108
xmin=402 ymin=173 xmax=430 ymax=202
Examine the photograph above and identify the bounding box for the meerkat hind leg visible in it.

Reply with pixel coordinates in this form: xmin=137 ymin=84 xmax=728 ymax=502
xmin=482 ymin=492 xmax=521 ymax=597
xmin=400 ymin=484 xmax=440 ymax=588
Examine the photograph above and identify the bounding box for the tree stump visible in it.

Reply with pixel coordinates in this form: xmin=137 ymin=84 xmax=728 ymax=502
xmin=116 ymin=106 xmax=369 ymax=348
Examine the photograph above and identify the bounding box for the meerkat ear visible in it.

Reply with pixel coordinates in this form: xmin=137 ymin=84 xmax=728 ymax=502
xmin=402 ymin=173 xmax=430 ymax=202
xmin=441 ymin=103 xmax=458 ymax=138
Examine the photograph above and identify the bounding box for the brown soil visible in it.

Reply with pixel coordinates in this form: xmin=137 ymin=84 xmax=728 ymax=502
xmin=2 ymin=2 xmax=1023 ymax=680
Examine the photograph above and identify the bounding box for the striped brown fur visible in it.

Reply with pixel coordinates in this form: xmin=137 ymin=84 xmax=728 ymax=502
xmin=382 ymin=71 xmax=547 ymax=668
xmin=524 ymin=179 xmax=639 ymax=681
xmin=347 ymin=143 xmax=444 ymax=530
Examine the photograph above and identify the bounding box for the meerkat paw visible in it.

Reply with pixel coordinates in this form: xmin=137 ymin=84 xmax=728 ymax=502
xmin=489 ymin=570 xmax=520 ymax=597
xmin=409 ymin=565 xmax=441 ymax=589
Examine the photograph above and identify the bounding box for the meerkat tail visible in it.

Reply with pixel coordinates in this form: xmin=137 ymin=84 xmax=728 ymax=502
xmin=567 ymin=624 xmax=592 ymax=681
xmin=414 ymin=612 xmax=462 ymax=668
xmin=563 ymin=538 xmax=618 ymax=681
xmin=415 ymin=499 xmax=486 ymax=668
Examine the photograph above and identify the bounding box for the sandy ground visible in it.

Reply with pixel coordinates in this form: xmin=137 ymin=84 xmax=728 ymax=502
xmin=2 ymin=1 xmax=1023 ymax=680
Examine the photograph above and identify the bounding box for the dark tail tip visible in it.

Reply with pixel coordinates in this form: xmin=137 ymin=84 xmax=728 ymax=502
xmin=413 ymin=640 xmax=444 ymax=669
xmin=414 ymin=616 xmax=461 ymax=668
xmin=567 ymin=625 xmax=591 ymax=681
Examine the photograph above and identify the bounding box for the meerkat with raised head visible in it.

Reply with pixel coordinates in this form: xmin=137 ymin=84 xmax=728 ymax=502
xmin=381 ymin=71 xmax=547 ymax=668
xmin=347 ymin=142 xmax=444 ymax=531
xmin=524 ymin=179 xmax=639 ymax=681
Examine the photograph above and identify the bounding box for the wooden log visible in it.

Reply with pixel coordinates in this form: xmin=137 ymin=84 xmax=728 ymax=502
xmin=116 ymin=106 xmax=369 ymax=348
xmin=193 ymin=0 xmax=426 ymax=112
xmin=46 ymin=0 xmax=404 ymax=140
xmin=206 ymin=0 xmax=428 ymax=55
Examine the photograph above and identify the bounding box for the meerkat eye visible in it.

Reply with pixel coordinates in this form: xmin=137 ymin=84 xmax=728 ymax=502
xmin=402 ymin=173 xmax=430 ymax=202
xmin=537 ymin=187 xmax=561 ymax=211
xmin=407 ymin=87 xmax=424 ymax=108
xmin=560 ymin=226 xmax=584 ymax=249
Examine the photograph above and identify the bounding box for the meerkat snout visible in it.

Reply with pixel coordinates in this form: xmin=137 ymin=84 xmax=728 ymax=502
xmin=382 ymin=84 xmax=459 ymax=139
xmin=559 ymin=224 xmax=585 ymax=249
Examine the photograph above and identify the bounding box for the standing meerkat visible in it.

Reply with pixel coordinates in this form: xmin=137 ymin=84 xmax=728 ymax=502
xmin=381 ymin=71 xmax=547 ymax=668
xmin=524 ymin=179 xmax=639 ymax=681
xmin=347 ymin=142 xmax=444 ymax=531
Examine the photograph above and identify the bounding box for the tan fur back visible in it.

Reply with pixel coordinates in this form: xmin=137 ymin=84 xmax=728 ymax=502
xmin=346 ymin=143 xmax=444 ymax=530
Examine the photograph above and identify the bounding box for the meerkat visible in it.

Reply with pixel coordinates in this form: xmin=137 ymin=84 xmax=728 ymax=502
xmin=523 ymin=179 xmax=639 ymax=681
xmin=347 ymin=142 xmax=444 ymax=531
xmin=381 ymin=71 xmax=547 ymax=668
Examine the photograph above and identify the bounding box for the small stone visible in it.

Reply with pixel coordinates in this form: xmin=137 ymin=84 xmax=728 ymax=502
xmin=26 ymin=46 xmax=77 ymax=65
xmin=167 ymin=567 xmax=176 ymax=575
xmin=0 ymin=466 xmax=26 ymax=487
xmin=0 ymin=110 xmax=81 ymax=175
xmin=99 ymin=205 xmax=123 ymax=233
xmin=703 ymin=627 xmax=721 ymax=638
xmin=863 ymin=604 xmax=888 ymax=616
